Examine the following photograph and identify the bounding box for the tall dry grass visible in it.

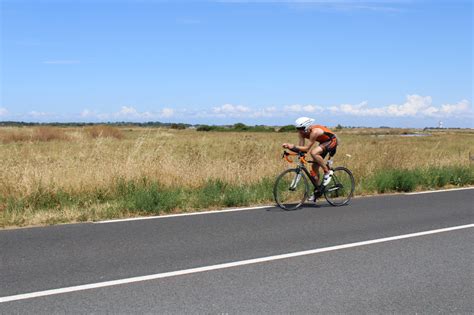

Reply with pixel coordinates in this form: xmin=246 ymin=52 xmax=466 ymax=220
xmin=0 ymin=126 xmax=472 ymax=226
xmin=1 ymin=127 xmax=473 ymax=197
xmin=34 ymin=127 xmax=71 ymax=141
xmin=0 ymin=126 xmax=70 ymax=143
xmin=85 ymin=125 xmax=124 ymax=139
xmin=1 ymin=129 xmax=275 ymax=198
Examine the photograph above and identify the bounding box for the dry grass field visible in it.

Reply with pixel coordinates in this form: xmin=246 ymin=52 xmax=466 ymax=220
xmin=1 ymin=126 xmax=473 ymax=227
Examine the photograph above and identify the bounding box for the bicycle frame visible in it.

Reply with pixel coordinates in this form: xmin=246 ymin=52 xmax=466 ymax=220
xmin=284 ymin=150 xmax=340 ymax=193
xmin=290 ymin=155 xmax=323 ymax=193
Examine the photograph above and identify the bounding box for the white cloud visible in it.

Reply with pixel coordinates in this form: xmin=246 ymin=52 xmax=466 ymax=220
xmin=438 ymin=100 xmax=471 ymax=116
xmin=329 ymin=95 xmax=472 ymax=118
xmin=114 ymin=106 xmax=154 ymax=119
xmin=159 ymin=108 xmax=175 ymax=118
xmin=7 ymin=95 xmax=470 ymax=123
xmin=213 ymin=104 xmax=252 ymax=116
xmin=329 ymin=101 xmax=387 ymax=116
xmin=210 ymin=104 xmax=286 ymax=119
xmin=252 ymin=106 xmax=279 ymax=117
xmin=80 ymin=109 xmax=95 ymax=118
xmin=174 ymin=97 xmax=472 ymax=120
xmin=385 ymin=95 xmax=434 ymax=117
xmin=284 ymin=104 xmax=324 ymax=113
xmin=117 ymin=106 xmax=138 ymax=116
xmin=214 ymin=104 xmax=251 ymax=114
xmin=79 ymin=106 xmax=175 ymax=120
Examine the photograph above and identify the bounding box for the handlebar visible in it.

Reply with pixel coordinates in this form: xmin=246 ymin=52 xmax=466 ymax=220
xmin=282 ymin=150 xmax=306 ymax=164
xmin=282 ymin=150 xmax=333 ymax=167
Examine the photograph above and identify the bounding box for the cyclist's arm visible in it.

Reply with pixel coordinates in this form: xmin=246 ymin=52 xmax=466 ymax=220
xmin=289 ymin=128 xmax=322 ymax=152
xmin=282 ymin=133 xmax=305 ymax=150
xmin=282 ymin=128 xmax=323 ymax=152
xmin=298 ymin=133 xmax=305 ymax=146
xmin=291 ymin=129 xmax=321 ymax=152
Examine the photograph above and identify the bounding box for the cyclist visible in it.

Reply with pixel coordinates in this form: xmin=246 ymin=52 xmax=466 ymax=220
xmin=282 ymin=117 xmax=338 ymax=189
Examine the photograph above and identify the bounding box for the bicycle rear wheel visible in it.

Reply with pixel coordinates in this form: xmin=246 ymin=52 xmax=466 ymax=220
xmin=324 ymin=166 xmax=355 ymax=206
xmin=273 ymin=168 xmax=309 ymax=210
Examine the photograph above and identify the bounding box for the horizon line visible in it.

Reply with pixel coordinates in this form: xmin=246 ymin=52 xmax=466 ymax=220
xmin=0 ymin=121 xmax=471 ymax=129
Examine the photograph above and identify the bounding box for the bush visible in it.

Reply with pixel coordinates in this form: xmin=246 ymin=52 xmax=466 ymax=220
xmin=170 ymin=123 xmax=186 ymax=130
xmin=252 ymin=125 xmax=275 ymax=132
xmin=197 ymin=124 xmax=275 ymax=132
xmin=233 ymin=123 xmax=248 ymax=131
xmin=197 ymin=125 xmax=215 ymax=132
xmin=278 ymin=125 xmax=296 ymax=132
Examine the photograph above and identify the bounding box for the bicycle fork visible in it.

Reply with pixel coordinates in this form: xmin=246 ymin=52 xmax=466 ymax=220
xmin=289 ymin=169 xmax=302 ymax=191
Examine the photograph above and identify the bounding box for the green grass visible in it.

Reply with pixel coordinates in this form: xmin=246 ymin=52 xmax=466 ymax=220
xmin=367 ymin=166 xmax=474 ymax=193
xmin=1 ymin=166 xmax=473 ymax=227
xmin=1 ymin=177 xmax=276 ymax=226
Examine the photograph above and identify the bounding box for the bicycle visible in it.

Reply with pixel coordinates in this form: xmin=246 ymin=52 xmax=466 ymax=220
xmin=273 ymin=150 xmax=355 ymax=210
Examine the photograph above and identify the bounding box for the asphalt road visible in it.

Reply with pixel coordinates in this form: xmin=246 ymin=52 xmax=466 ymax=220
xmin=1 ymin=188 xmax=473 ymax=313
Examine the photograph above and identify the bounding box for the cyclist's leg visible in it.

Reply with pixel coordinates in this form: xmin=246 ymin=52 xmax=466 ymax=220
xmin=311 ymin=160 xmax=321 ymax=183
xmin=322 ymin=137 xmax=338 ymax=165
xmin=327 ymin=141 xmax=338 ymax=164
xmin=308 ymin=152 xmax=324 ymax=201
xmin=310 ymin=146 xmax=330 ymax=177
xmin=329 ymin=137 xmax=338 ymax=157
xmin=309 ymin=148 xmax=328 ymax=200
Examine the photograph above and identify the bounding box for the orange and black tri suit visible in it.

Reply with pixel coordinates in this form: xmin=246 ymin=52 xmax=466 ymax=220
xmin=304 ymin=125 xmax=338 ymax=158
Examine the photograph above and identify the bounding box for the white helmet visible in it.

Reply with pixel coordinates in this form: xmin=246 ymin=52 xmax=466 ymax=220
xmin=294 ymin=117 xmax=314 ymax=132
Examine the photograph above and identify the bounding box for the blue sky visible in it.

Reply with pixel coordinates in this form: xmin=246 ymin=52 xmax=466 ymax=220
xmin=1 ymin=0 xmax=472 ymax=127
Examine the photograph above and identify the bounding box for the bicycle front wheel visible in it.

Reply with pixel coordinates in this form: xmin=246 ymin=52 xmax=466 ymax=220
xmin=324 ymin=166 xmax=355 ymax=206
xmin=273 ymin=168 xmax=309 ymax=211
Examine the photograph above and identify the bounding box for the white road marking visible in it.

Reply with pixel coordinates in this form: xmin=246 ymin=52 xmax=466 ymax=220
xmin=95 ymin=205 xmax=274 ymax=223
xmin=405 ymin=187 xmax=474 ymax=195
xmin=1 ymin=223 xmax=472 ymax=304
